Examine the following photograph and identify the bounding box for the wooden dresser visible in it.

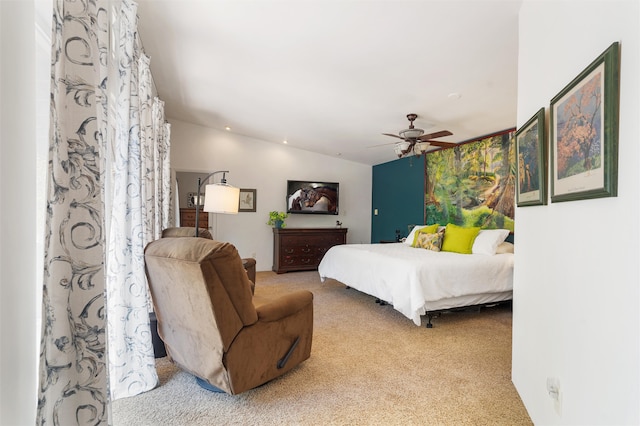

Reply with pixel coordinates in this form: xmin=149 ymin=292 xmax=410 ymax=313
xmin=273 ymin=228 xmax=348 ymax=273
xmin=179 ymin=208 xmax=208 ymax=228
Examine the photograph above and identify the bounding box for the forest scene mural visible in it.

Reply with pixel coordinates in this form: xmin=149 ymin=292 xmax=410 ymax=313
xmin=425 ymin=130 xmax=515 ymax=231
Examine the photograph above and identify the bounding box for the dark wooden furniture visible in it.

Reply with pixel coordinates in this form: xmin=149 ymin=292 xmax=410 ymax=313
xmin=180 ymin=208 xmax=208 ymax=228
xmin=273 ymin=228 xmax=348 ymax=273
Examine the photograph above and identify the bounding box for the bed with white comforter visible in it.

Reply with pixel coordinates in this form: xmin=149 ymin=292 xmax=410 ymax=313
xmin=318 ymin=242 xmax=514 ymax=326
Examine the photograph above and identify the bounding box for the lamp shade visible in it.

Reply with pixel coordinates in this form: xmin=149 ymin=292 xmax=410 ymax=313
xmin=414 ymin=141 xmax=430 ymax=154
xmin=394 ymin=141 xmax=411 ymax=156
xmin=203 ymin=183 xmax=240 ymax=214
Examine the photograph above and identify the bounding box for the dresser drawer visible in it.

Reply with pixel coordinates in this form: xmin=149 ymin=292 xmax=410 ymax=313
xmin=280 ymin=245 xmax=317 ymax=256
xmin=279 ymin=254 xmax=319 ymax=269
xmin=180 ymin=208 xmax=208 ymax=228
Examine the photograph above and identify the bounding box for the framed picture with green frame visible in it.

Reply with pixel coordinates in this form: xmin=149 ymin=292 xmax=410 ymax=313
xmin=516 ymin=107 xmax=547 ymax=207
xmin=550 ymin=42 xmax=620 ymax=203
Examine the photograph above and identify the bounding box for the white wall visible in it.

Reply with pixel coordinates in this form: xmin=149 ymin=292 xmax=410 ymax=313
xmin=1 ymin=0 xmax=50 ymax=424
xmin=513 ymin=1 xmax=639 ymax=424
xmin=170 ymin=119 xmax=372 ymax=271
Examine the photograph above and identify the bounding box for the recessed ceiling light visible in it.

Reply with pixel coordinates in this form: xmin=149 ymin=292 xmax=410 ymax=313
xmin=448 ymin=92 xmax=462 ymax=100
xmin=283 ymin=140 xmax=288 ymax=144
xmin=225 ymin=126 xmax=231 ymax=131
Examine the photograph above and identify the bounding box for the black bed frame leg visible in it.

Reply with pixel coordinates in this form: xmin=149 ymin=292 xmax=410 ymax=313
xmin=426 ymin=314 xmax=434 ymax=328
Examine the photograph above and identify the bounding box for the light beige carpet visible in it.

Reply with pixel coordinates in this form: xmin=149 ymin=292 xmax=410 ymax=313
xmin=112 ymin=271 xmax=532 ymax=425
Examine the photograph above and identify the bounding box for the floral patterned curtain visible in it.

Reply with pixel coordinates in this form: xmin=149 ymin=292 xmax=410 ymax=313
xmin=105 ymin=0 xmax=160 ymax=400
xmin=151 ymin=98 xmax=174 ymax=234
xmin=37 ymin=0 xmax=110 ymax=423
xmin=38 ymin=0 xmax=173 ymax=421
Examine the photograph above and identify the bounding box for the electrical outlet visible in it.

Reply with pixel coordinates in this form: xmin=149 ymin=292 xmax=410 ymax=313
xmin=546 ymin=377 xmax=562 ymax=416
xmin=251 ymin=252 xmax=256 ymax=259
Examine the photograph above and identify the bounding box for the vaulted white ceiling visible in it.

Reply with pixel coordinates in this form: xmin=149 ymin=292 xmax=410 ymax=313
xmin=137 ymin=0 xmax=521 ymax=165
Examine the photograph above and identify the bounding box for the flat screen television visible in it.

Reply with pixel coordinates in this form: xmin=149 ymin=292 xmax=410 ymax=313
xmin=286 ymin=180 xmax=339 ymax=215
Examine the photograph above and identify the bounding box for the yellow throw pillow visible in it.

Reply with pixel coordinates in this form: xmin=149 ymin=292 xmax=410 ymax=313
xmin=411 ymin=224 xmax=440 ymax=247
xmin=441 ymin=223 xmax=481 ymax=254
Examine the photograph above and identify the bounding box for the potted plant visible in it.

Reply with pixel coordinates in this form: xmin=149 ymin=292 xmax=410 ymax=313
xmin=267 ymin=211 xmax=289 ymax=228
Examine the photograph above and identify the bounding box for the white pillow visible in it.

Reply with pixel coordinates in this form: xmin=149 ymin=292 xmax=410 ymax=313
xmin=471 ymin=229 xmax=510 ymax=255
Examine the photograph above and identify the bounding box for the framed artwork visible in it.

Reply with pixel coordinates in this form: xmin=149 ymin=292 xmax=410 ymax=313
xmin=550 ymin=42 xmax=620 ymax=203
xmin=516 ymin=108 xmax=547 ymax=206
xmin=239 ymin=188 xmax=256 ymax=212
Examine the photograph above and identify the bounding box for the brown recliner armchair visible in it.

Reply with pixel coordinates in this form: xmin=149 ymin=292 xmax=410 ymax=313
xmin=162 ymin=226 xmax=214 ymax=239
xmin=161 ymin=226 xmax=256 ymax=290
xmin=144 ymin=237 xmax=314 ymax=395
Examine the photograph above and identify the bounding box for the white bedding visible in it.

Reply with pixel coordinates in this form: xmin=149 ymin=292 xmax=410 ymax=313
xmin=318 ymin=243 xmax=514 ymax=326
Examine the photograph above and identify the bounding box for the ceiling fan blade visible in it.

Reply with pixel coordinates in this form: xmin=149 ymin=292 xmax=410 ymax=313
xmin=419 ymin=130 xmax=453 ymax=141
xmin=382 ymin=133 xmax=405 ymax=140
xmin=425 ymin=141 xmax=458 ymax=148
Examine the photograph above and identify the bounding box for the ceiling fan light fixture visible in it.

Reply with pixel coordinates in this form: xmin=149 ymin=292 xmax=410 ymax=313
xmin=414 ymin=141 xmax=430 ymax=154
xmin=394 ymin=141 xmax=411 ymax=156
xmin=399 ymin=128 xmax=424 ymax=139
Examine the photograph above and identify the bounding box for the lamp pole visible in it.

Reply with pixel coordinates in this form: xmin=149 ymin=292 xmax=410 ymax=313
xmin=195 ymin=170 xmax=229 ymax=237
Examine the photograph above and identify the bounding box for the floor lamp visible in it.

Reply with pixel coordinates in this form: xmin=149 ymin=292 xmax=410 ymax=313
xmin=194 ymin=170 xmax=240 ymax=237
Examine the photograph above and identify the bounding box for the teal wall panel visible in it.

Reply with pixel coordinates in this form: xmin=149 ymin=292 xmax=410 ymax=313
xmin=371 ymin=156 xmax=425 ymax=243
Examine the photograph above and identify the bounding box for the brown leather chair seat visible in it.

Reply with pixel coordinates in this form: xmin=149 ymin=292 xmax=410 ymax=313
xmin=144 ymin=237 xmax=313 ymax=395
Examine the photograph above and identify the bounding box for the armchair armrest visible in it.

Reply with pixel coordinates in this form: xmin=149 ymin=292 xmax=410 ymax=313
xmin=255 ymin=291 xmax=313 ymax=323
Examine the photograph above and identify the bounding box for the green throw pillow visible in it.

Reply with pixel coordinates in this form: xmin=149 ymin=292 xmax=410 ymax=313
xmin=441 ymin=223 xmax=481 ymax=254
xmin=411 ymin=224 xmax=440 ymax=247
